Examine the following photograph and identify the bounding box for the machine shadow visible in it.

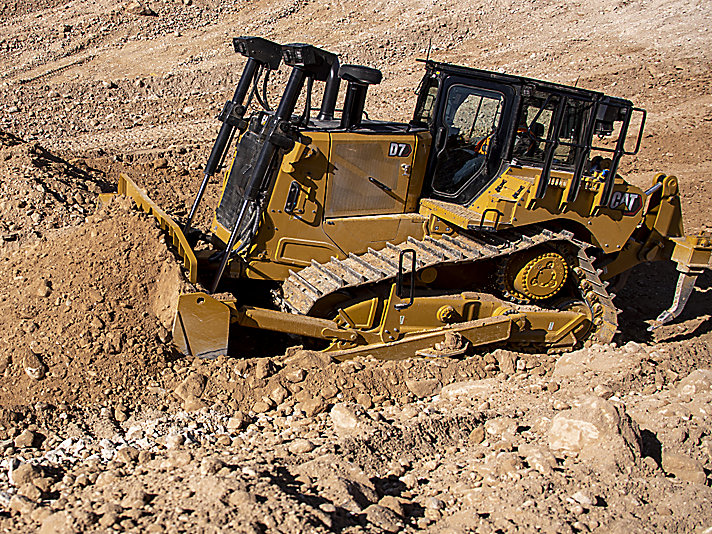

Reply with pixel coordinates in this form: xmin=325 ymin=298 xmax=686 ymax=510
xmin=613 ymin=261 xmax=712 ymax=344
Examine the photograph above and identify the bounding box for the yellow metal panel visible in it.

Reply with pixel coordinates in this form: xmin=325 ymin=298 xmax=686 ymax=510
xmin=466 ymin=166 xmax=644 ymax=252
xmin=325 ymin=132 xmax=416 ymax=217
xmin=274 ymin=237 xmax=340 ymax=267
xmin=243 ymin=132 xmax=336 ymax=280
xmin=323 ymin=213 xmax=426 ymax=252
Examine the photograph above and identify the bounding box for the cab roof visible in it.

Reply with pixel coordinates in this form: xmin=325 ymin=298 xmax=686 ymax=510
xmin=421 ymin=59 xmax=634 ymax=108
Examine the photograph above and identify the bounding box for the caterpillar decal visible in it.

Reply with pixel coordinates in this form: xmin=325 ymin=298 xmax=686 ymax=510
xmin=609 ymin=190 xmax=643 ymax=215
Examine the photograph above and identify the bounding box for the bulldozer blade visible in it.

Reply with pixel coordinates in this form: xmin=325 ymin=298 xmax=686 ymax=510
xmin=116 ymin=174 xmax=198 ymax=284
xmin=173 ymin=293 xmax=232 ymax=359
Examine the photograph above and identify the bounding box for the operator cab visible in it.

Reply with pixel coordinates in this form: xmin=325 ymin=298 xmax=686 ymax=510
xmin=412 ymin=61 xmax=645 ymax=207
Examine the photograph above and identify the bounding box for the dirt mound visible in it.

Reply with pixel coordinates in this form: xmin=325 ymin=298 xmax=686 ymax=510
xmin=0 ymin=197 xmax=185 ymax=409
xmin=163 ymin=347 xmax=552 ymax=417
xmin=0 ymin=131 xmax=110 ymax=244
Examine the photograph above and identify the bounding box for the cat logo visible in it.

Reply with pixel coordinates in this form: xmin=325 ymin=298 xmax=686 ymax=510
xmin=609 ymin=190 xmax=643 ymax=216
xmin=388 ymin=142 xmax=412 ymax=157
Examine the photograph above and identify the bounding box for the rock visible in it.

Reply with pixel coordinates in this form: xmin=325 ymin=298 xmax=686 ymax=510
xmin=183 ymin=395 xmax=208 ymax=412
xmin=405 ymin=378 xmax=441 ymax=399
xmin=468 ymin=425 xmax=485 ymax=444
xmin=174 ymin=373 xmax=207 ymax=401
xmin=661 ymin=450 xmax=707 ymax=484
xmin=39 ymin=511 xmax=72 ymax=534
xmin=228 ymin=489 xmax=256 ymax=506
xmin=593 ymin=384 xmax=614 ymax=399
xmin=570 ymin=490 xmax=595 ymax=507
xmin=255 ymin=359 xmax=274 ymax=380
xmin=125 ymin=0 xmax=156 ymax=16
xmin=216 ymin=434 xmax=231 ymax=446
xmin=227 ymin=411 xmax=251 ymax=432
xmin=35 ymin=279 xmax=52 ymax=297
xmin=623 ymin=341 xmax=642 ymax=354
xmin=365 ymin=504 xmax=401 ymax=533
xmin=14 ymin=429 xmax=38 ymax=448
xmin=424 ymin=509 xmax=441 ymax=521
xmin=165 ymin=450 xmax=192 ymax=468
xmin=379 ymin=495 xmax=404 ymax=517
xmin=356 ymin=393 xmax=373 ymax=409
xmin=17 ymin=482 xmax=42 ymax=500
xmin=284 ymin=350 xmax=335 ymax=369
xmin=424 ymin=496 xmax=445 ymax=510
xmin=0 ymin=353 xmax=11 ymax=374
xmin=200 ymin=457 xmax=224 ymax=476
xmin=114 ymin=404 xmax=129 ymax=422
xmin=300 ymin=395 xmax=327 ymax=417
xmin=9 ymin=494 xmax=36 ymax=514
xmin=33 ymin=477 xmax=51 ymax=493
xmin=548 ymin=396 xmax=641 ymax=472
xmin=484 ymin=417 xmax=518 ymax=439
xmin=553 ymin=399 xmax=571 ymax=410
xmin=252 ymin=400 xmax=273 ymax=414
xmin=270 ymin=385 xmax=289 ymax=404
xmin=288 ymin=439 xmax=315 ymax=454
xmin=330 ymin=403 xmax=371 ymax=434
xmin=490 ymin=451 xmax=523 ymax=475
xmin=284 ymin=368 xmax=306 ymax=383
xmin=319 ymin=502 xmax=336 ymax=513
xmin=121 ymin=487 xmax=150 ymax=508
xmin=677 ymin=369 xmax=712 ymax=398
xmin=10 ymin=462 xmax=41 ymax=486
xmin=117 ymin=446 xmax=140 ymax=463
xmin=494 ymin=349 xmax=516 ymax=375
xmin=165 ymin=433 xmax=185 ymax=448
xmin=554 ymin=346 xmax=642 ymax=378
xmin=518 ymin=443 xmax=557 ymax=475
xmin=23 ymin=351 xmax=46 ymax=380
xmin=151 ymin=157 xmax=168 ymax=169
xmin=400 ymin=472 xmax=418 ymax=488
xmin=99 ymin=511 xmax=119 ymax=528
xmin=30 ymin=507 xmax=52 ymax=524
xmin=440 ymin=378 xmax=496 ymax=401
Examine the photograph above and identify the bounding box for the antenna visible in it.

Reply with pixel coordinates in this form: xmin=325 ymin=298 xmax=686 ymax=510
xmin=425 ymin=37 xmax=432 ymax=62
xmin=574 ymin=76 xmax=580 ymax=88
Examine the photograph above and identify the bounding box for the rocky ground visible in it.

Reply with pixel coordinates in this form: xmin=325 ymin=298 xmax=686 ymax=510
xmin=1 ymin=0 xmax=712 ymax=532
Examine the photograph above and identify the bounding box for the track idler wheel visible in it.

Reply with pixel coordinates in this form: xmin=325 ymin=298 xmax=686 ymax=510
xmin=501 ymin=249 xmax=568 ymax=303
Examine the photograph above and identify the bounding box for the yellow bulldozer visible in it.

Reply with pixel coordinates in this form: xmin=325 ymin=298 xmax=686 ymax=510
xmin=114 ymin=37 xmax=711 ymax=360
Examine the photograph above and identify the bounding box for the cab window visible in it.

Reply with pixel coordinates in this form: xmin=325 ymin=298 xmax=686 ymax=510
xmin=412 ymin=75 xmax=439 ymax=126
xmin=512 ymin=91 xmax=590 ymax=169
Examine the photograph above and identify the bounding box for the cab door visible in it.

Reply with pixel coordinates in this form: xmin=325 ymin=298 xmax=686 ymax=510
xmin=426 ymin=77 xmax=516 ymax=205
